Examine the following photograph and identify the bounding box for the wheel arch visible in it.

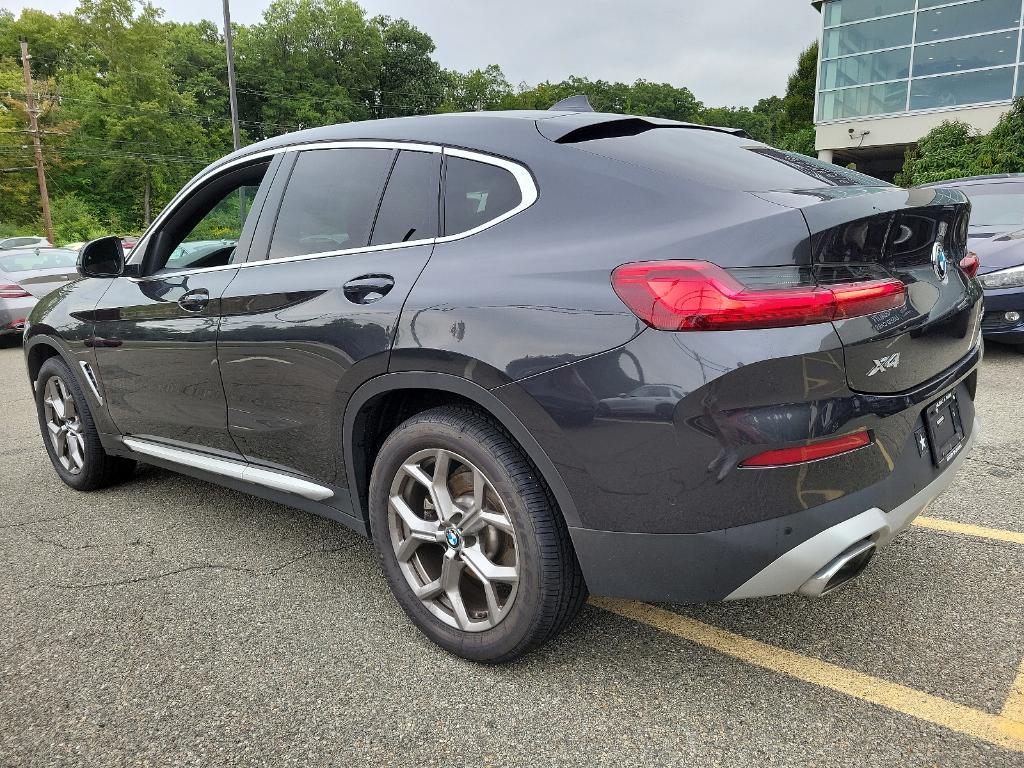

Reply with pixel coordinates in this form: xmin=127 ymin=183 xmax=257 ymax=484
xmin=343 ymin=372 xmax=581 ymax=532
xmin=25 ymin=333 xmax=71 ymax=388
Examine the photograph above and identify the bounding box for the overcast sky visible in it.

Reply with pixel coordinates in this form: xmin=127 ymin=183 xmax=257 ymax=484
xmin=6 ymin=0 xmax=822 ymax=107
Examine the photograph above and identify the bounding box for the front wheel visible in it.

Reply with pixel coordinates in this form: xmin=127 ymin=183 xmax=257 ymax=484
xmin=369 ymin=405 xmax=586 ymax=662
xmin=34 ymin=356 xmax=136 ymax=491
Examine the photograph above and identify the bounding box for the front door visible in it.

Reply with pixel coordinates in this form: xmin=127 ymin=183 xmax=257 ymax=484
xmin=91 ymin=157 xmax=279 ymax=456
xmin=217 ymin=145 xmax=442 ymax=483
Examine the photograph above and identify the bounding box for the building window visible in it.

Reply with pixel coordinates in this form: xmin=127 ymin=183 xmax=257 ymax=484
xmin=909 ymin=66 xmax=1016 ymax=108
xmin=818 ymin=0 xmax=1024 ymax=122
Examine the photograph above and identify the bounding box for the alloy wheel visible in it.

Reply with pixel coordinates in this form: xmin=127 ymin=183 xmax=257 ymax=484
xmin=42 ymin=375 xmax=85 ymax=474
xmin=388 ymin=448 xmax=519 ymax=632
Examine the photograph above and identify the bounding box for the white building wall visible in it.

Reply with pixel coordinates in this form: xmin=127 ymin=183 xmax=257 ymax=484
xmin=815 ymin=102 xmax=1014 ymax=153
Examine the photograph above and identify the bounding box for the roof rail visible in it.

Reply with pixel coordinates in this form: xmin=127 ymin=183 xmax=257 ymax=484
xmin=549 ymin=95 xmax=594 ymax=113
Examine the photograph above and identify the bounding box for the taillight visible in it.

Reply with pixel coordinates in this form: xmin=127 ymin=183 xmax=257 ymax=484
xmin=0 ymin=283 xmax=31 ymax=299
xmin=610 ymin=261 xmax=906 ymax=331
xmin=741 ymin=430 xmax=871 ymax=468
xmin=960 ymin=252 xmax=980 ymax=279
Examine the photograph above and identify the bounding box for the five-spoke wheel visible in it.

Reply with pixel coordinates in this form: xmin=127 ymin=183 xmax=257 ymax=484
xmin=389 ymin=448 xmax=519 ymax=632
xmin=42 ymin=375 xmax=86 ymax=474
xmin=369 ymin=405 xmax=586 ymax=662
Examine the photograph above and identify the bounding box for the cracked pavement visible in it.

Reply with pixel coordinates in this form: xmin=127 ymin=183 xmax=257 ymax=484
xmin=1 ymin=340 xmax=1022 ymax=767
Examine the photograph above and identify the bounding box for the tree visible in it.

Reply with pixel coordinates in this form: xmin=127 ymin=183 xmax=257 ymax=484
xmin=439 ymin=65 xmax=514 ymax=112
xmin=234 ymin=0 xmax=384 ymax=135
xmin=700 ymin=106 xmax=771 ymax=142
xmin=782 ymin=42 xmax=818 ymax=133
xmin=373 ymin=16 xmax=443 ymax=117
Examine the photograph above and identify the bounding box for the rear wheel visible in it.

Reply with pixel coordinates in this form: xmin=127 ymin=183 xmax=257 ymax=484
xmin=34 ymin=356 xmax=136 ymax=491
xmin=369 ymin=405 xmax=586 ymax=662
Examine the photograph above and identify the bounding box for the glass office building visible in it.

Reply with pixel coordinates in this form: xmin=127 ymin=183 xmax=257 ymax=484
xmin=812 ymin=0 xmax=1023 ymax=178
xmin=817 ymin=0 xmax=1024 ymax=121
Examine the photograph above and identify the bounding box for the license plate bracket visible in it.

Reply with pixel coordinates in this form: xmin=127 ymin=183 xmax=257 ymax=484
xmin=923 ymin=389 xmax=965 ymax=469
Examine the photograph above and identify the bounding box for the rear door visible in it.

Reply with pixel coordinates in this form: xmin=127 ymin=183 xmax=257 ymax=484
xmin=217 ymin=144 xmax=441 ymax=485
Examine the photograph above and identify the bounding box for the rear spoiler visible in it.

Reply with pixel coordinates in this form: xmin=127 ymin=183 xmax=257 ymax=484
xmin=536 ymin=112 xmax=751 ymax=143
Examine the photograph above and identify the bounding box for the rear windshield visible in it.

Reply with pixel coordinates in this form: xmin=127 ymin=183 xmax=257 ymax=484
xmin=960 ymin=184 xmax=1024 ymax=228
xmin=570 ymin=128 xmax=890 ymax=192
xmin=0 ymin=249 xmax=78 ymax=273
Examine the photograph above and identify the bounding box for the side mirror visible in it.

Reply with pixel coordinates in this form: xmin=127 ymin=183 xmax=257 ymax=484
xmin=77 ymin=236 xmax=125 ymax=278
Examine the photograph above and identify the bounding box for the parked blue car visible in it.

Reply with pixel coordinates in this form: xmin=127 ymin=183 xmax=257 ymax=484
xmin=920 ymin=174 xmax=1024 ymax=350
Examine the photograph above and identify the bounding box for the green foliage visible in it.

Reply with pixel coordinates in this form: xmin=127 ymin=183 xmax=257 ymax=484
xmin=777 ymin=126 xmax=816 ymax=157
xmin=782 ymin=42 xmax=818 ymax=131
xmin=982 ymin=98 xmax=1024 ymax=174
xmin=894 ymin=102 xmax=1024 ymax=186
xmin=0 ymin=6 xmax=861 ymax=239
xmin=46 ymin=194 xmax=106 ymax=243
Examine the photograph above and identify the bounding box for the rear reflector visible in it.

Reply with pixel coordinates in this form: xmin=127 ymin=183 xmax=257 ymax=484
xmin=0 ymin=283 xmax=32 ymax=299
xmin=741 ymin=431 xmax=871 ymax=468
xmin=960 ymin=252 xmax=980 ymax=279
xmin=611 ymin=261 xmax=906 ymax=331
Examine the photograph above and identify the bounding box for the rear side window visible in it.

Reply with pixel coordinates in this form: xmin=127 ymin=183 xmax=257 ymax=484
xmin=571 ymin=128 xmax=891 ymax=191
xmin=370 ymin=150 xmax=441 ymax=246
xmin=271 ymin=148 xmax=395 ymax=259
xmin=443 ymin=156 xmax=522 ymax=236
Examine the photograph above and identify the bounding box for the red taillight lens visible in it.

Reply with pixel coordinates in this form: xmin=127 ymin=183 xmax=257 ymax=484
xmin=741 ymin=430 xmax=871 ymax=468
xmin=960 ymin=252 xmax=980 ymax=279
xmin=610 ymin=261 xmax=906 ymax=331
xmin=0 ymin=283 xmax=32 ymax=299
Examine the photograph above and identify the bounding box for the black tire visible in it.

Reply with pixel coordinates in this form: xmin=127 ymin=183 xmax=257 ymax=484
xmin=369 ymin=405 xmax=587 ymax=662
xmin=34 ymin=356 xmax=136 ymax=491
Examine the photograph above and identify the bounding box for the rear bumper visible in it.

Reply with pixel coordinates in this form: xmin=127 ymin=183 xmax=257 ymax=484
xmin=726 ymin=417 xmax=976 ymax=600
xmin=0 ymin=296 xmax=37 ymax=336
xmin=570 ymin=413 xmax=977 ymax=604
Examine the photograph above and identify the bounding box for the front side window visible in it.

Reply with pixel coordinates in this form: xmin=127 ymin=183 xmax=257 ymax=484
xmin=148 ymin=160 xmax=271 ymax=275
xmin=443 ymin=156 xmax=523 ymax=236
xmin=271 ymin=148 xmax=395 ymax=259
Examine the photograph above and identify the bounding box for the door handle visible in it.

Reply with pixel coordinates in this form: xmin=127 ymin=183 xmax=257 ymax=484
xmin=178 ymin=289 xmax=210 ymax=313
xmin=343 ymin=275 xmax=395 ymax=304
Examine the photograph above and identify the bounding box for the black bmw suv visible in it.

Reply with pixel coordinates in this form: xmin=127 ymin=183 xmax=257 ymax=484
xmin=25 ymin=104 xmax=982 ymax=662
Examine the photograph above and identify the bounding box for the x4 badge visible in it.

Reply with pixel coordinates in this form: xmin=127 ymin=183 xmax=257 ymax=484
xmin=868 ymin=353 xmax=901 ymax=377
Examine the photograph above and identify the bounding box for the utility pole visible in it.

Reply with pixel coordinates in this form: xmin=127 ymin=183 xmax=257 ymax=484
xmin=221 ymin=0 xmax=245 ymax=229
xmin=222 ymin=0 xmax=241 ymax=152
xmin=19 ymin=39 xmax=54 ymax=245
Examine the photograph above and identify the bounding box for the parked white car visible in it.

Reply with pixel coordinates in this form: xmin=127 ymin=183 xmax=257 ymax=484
xmin=0 ymin=236 xmax=50 ymax=251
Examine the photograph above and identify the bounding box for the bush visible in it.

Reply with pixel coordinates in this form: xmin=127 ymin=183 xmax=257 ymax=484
xmin=896 ymin=98 xmax=1024 ymax=185
xmin=43 ymin=194 xmax=108 ymax=244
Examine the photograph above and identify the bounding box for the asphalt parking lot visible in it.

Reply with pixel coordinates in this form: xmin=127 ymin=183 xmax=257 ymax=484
xmin=1 ymin=341 xmax=1022 ymax=767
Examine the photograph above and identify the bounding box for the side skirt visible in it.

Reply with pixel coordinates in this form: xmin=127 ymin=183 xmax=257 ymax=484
xmin=105 ymin=434 xmax=367 ymax=536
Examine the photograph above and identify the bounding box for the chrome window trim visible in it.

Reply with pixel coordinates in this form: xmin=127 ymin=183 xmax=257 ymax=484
xmin=435 ymin=147 xmax=539 ymax=242
xmin=125 ymin=141 xmax=537 ymax=283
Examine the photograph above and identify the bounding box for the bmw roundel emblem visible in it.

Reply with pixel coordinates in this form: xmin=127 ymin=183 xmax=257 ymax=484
xmin=445 ymin=529 xmax=461 ymax=548
xmin=931 ymin=241 xmax=949 ymax=281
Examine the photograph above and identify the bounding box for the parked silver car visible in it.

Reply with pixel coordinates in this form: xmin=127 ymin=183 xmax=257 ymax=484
xmin=0 ymin=236 xmax=50 ymax=251
xmin=0 ymin=248 xmax=79 ymax=338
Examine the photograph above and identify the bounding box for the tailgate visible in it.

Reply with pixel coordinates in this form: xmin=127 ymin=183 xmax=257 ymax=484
xmin=759 ymin=186 xmax=983 ymax=394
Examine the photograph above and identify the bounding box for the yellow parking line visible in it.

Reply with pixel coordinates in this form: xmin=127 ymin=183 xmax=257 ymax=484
xmin=1003 ymin=659 xmax=1024 ymax=725
xmin=590 ymin=597 xmax=1024 ymax=752
xmin=913 ymin=516 xmax=1024 ymax=545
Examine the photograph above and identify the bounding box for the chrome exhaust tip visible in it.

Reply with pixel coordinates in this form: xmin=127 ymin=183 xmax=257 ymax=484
xmin=798 ymin=538 xmax=876 ymax=598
